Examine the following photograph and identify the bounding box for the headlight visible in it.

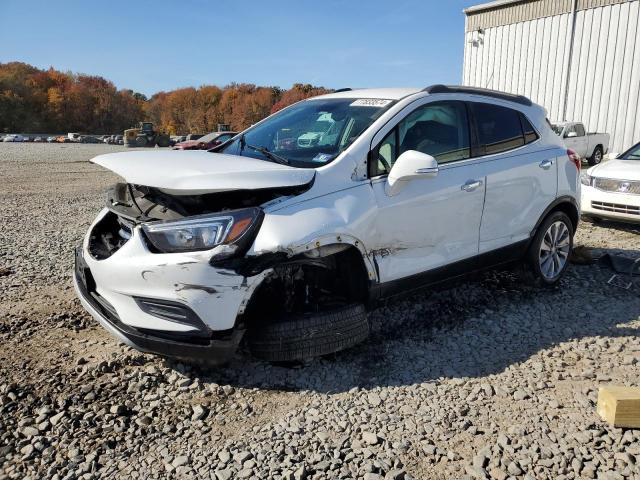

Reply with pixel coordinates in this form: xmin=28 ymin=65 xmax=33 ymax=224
xmin=141 ymin=207 xmax=262 ymax=253
xmin=580 ymin=172 xmax=593 ymax=186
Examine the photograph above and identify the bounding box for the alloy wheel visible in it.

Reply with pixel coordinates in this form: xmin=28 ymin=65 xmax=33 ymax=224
xmin=539 ymin=221 xmax=571 ymax=280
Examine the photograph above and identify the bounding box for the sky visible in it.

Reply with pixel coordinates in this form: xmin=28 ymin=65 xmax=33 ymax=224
xmin=1 ymin=0 xmax=478 ymax=96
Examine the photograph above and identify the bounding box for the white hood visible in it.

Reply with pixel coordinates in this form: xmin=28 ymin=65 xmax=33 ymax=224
xmin=590 ymin=159 xmax=640 ymax=181
xmin=91 ymin=150 xmax=316 ymax=194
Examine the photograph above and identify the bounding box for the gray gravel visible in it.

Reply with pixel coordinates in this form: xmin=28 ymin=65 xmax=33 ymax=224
xmin=1 ymin=143 xmax=640 ymax=479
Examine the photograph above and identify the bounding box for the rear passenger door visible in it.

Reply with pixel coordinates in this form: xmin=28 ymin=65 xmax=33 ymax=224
xmin=469 ymin=102 xmax=557 ymax=254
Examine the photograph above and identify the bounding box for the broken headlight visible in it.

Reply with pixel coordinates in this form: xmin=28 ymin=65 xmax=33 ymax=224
xmin=141 ymin=207 xmax=262 ymax=253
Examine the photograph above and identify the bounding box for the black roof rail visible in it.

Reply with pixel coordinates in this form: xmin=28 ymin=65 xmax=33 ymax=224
xmin=333 ymin=87 xmax=352 ymax=93
xmin=423 ymin=84 xmax=533 ymax=107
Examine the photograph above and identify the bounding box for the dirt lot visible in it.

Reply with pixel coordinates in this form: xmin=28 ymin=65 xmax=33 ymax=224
xmin=1 ymin=143 xmax=639 ymax=480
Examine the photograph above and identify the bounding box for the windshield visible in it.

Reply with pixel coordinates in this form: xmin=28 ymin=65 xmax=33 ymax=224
xmin=620 ymin=143 xmax=640 ymax=160
xmin=219 ymin=98 xmax=395 ymax=167
xmin=551 ymin=124 xmax=564 ymax=136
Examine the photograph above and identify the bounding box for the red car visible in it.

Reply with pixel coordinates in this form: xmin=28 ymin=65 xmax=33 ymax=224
xmin=172 ymin=131 xmax=237 ymax=150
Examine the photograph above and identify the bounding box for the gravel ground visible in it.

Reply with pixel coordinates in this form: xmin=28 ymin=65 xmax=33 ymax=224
xmin=1 ymin=143 xmax=640 ymax=480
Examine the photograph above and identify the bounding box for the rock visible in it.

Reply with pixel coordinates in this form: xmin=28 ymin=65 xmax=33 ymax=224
xmin=362 ymin=432 xmax=380 ymax=445
xmin=192 ymin=405 xmax=206 ymax=421
xmin=215 ymin=470 xmax=233 ymax=480
xmin=110 ymin=405 xmax=127 ymax=415
xmin=135 ymin=416 xmax=152 ymax=427
xmin=507 ymin=461 xmax=523 ymax=476
xmin=172 ymin=455 xmax=189 ymax=468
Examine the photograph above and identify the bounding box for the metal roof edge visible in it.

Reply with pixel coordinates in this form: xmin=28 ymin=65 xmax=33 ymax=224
xmin=464 ymin=0 xmax=528 ymax=14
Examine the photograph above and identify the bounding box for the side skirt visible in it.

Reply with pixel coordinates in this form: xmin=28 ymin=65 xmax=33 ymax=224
xmin=369 ymin=239 xmax=530 ymax=303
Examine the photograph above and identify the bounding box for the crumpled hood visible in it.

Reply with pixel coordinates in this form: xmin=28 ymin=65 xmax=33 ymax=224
xmin=590 ymin=159 xmax=640 ymax=181
xmin=91 ymin=150 xmax=316 ymax=195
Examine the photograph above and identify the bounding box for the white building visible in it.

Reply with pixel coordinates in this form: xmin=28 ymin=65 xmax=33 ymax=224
xmin=463 ymin=0 xmax=640 ymax=153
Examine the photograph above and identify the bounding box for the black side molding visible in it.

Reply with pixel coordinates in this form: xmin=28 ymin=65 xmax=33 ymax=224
xmin=423 ymin=85 xmax=533 ymax=107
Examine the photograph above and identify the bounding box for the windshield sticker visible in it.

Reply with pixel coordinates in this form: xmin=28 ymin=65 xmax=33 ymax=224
xmin=312 ymin=153 xmax=334 ymax=163
xmin=350 ymin=99 xmax=393 ymax=108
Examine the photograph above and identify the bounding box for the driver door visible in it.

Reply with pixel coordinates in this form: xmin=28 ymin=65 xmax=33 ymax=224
xmin=369 ymin=100 xmax=487 ymax=286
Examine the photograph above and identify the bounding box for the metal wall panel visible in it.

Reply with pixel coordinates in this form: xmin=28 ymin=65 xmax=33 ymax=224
xmin=466 ymin=0 xmax=630 ymax=31
xmin=463 ymin=1 xmax=640 ymax=153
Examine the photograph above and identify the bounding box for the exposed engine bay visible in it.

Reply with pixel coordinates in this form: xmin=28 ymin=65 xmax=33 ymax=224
xmin=88 ymin=182 xmax=310 ymax=260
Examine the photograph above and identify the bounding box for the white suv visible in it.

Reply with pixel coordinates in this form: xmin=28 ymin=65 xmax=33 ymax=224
xmin=75 ymin=85 xmax=581 ymax=363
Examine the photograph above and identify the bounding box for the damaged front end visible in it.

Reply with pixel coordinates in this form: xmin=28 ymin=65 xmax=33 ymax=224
xmin=75 ymin=178 xmax=317 ymax=363
xmin=89 ymin=181 xmax=310 ymax=261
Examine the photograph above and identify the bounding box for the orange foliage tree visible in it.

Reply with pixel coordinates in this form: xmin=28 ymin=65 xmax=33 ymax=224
xmin=0 ymin=61 xmax=331 ymax=134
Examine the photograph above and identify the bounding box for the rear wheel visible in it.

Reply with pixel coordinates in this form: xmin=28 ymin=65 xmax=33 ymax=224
xmin=588 ymin=146 xmax=603 ymax=166
xmin=135 ymin=136 xmax=148 ymax=147
xmin=525 ymin=211 xmax=573 ymax=285
xmin=156 ymin=135 xmax=170 ymax=148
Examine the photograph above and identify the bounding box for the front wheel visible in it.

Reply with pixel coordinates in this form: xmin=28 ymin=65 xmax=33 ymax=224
xmin=588 ymin=146 xmax=603 ymax=166
xmin=525 ymin=211 xmax=574 ymax=286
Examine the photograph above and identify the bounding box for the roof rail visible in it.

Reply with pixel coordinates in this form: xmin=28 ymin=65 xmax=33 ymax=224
xmin=333 ymin=88 xmax=352 ymax=93
xmin=423 ymin=84 xmax=533 ymax=107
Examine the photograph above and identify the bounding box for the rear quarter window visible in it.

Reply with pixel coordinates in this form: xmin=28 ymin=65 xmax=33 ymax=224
xmin=470 ymin=103 xmax=525 ymax=155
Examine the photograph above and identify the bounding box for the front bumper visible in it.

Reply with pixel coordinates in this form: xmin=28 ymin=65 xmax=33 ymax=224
xmin=581 ymin=185 xmax=640 ymax=223
xmin=73 ymin=209 xmax=267 ymax=362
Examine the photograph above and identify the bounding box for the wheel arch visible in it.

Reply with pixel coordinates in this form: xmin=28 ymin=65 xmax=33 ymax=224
xmin=531 ymin=196 xmax=580 ymax=238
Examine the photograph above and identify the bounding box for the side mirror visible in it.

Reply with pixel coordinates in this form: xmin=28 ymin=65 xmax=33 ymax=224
xmin=565 ymin=131 xmax=578 ymax=138
xmin=385 ymin=150 xmax=438 ymax=196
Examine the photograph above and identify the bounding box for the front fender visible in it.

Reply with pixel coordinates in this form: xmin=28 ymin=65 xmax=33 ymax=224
xmin=248 ymin=183 xmax=379 ymax=282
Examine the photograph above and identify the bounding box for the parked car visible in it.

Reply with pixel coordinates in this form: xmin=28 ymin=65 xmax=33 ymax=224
xmin=3 ymin=134 xmax=25 ymax=142
xmin=34 ymin=137 xmax=44 ymax=142
xmin=173 ymin=131 xmax=237 ymax=150
xmin=75 ymin=85 xmax=580 ymax=364
xmin=581 ymin=141 xmax=640 ymax=223
xmin=551 ymin=121 xmax=609 ymax=166
xmin=47 ymin=136 xmax=57 ymax=143
xmin=185 ymin=134 xmax=204 ymax=141
xmin=80 ymin=135 xmax=101 ymax=144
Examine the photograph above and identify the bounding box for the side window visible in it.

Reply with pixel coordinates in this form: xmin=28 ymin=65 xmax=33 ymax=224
xmin=575 ymin=124 xmax=586 ymax=137
xmin=398 ymin=102 xmax=470 ymax=164
xmin=370 ymin=101 xmax=470 ymax=176
xmin=519 ymin=113 xmax=539 ymax=144
xmin=564 ymin=125 xmax=575 ymax=138
xmin=471 ymin=102 xmax=525 ymax=155
xmin=374 ymin=129 xmax=397 ymax=175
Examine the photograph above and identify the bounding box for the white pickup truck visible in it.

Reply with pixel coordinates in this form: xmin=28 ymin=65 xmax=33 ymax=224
xmin=551 ymin=121 xmax=609 ymax=166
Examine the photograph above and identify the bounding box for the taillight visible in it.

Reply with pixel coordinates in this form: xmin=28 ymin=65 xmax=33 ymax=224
xmin=567 ymin=149 xmax=581 ymax=171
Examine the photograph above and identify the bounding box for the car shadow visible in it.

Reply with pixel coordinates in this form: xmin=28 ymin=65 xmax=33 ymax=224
xmin=166 ymin=251 xmax=640 ymax=395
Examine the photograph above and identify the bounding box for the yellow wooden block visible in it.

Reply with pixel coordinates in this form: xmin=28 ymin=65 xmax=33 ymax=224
xmin=597 ymin=386 xmax=640 ymax=428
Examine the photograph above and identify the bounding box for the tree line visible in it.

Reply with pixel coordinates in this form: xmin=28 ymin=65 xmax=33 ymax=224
xmin=0 ymin=62 xmax=330 ymax=135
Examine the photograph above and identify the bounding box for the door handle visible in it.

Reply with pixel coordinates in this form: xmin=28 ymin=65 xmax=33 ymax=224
xmin=539 ymin=159 xmax=554 ymax=169
xmin=461 ymin=179 xmax=483 ymax=192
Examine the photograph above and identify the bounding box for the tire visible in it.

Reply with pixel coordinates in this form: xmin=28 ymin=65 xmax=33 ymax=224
xmin=135 ymin=136 xmax=148 ymax=147
xmin=247 ymin=304 xmax=369 ymax=362
xmin=156 ymin=135 xmax=170 ymax=148
xmin=525 ymin=211 xmax=574 ymax=286
xmin=588 ymin=145 xmax=603 ymax=166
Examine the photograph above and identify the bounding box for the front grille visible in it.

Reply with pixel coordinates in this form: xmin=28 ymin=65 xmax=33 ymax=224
xmin=592 ymin=201 xmax=640 ymax=216
xmin=593 ymin=177 xmax=640 ymax=195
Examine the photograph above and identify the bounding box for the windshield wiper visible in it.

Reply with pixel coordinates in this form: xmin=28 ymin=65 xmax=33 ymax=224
xmin=245 ymin=143 xmax=290 ymax=165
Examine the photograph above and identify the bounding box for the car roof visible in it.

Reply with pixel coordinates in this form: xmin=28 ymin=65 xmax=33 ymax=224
xmin=314 ymin=88 xmax=422 ymax=101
